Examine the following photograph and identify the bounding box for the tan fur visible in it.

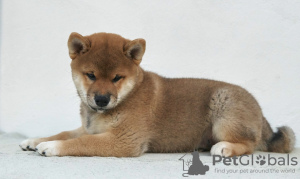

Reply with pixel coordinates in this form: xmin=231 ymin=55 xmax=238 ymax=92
xmin=20 ymin=32 xmax=295 ymax=157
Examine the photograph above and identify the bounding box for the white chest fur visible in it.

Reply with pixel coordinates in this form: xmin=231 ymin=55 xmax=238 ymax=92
xmin=82 ymin=111 xmax=120 ymax=134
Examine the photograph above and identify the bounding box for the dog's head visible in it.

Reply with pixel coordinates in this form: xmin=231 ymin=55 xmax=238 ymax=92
xmin=68 ymin=32 xmax=146 ymax=113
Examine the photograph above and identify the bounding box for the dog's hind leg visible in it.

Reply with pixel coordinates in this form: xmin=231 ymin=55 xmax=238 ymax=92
xmin=209 ymin=87 xmax=263 ymax=157
xmin=210 ymin=141 xmax=253 ymax=157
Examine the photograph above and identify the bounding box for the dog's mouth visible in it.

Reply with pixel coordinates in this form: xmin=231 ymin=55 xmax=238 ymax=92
xmin=89 ymin=105 xmax=107 ymax=113
xmin=87 ymin=97 xmax=117 ymax=113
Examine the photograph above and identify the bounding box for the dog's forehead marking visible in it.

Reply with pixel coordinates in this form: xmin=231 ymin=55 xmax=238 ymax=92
xmin=88 ymin=32 xmax=128 ymax=49
xmin=78 ymin=57 xmax=118 ymax=78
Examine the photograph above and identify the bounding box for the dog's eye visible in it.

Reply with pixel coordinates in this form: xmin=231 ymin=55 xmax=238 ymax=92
xmin=112 ymin=75 xmax=123 ymax=83
xmin=86 ymin=73 xmax=96 ymax=81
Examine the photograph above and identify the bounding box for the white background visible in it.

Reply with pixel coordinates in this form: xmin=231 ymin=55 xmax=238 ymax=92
xmin=0 ymin=0 xmax=299 ymax=147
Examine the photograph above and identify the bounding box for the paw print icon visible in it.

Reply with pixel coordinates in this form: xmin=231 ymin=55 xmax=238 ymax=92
xmin=256 ymin=155 xmax=266 ymax=165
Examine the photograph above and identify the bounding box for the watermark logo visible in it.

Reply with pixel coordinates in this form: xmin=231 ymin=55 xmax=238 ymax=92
xmin=212 ymin=154 xmax=298 ymax=166
xmin=179 ymin=151 xmax=209 ymax=177
xmin=179 ymin=153 xmax=298 ymax=176
xmin=256 ymin=155 xmax=266 ymax=165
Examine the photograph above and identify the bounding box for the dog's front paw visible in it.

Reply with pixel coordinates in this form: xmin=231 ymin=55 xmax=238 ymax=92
xmin=19 ymin=138 xmax=42 ymax=151
xmin=36 ymin=141 xmax=62 ymax=157
xmin=210 ymin=141 xmax=232 ymax=157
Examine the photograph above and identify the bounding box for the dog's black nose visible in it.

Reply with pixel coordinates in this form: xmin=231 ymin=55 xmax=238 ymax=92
xmin=94 ymin=94 xmax=110 ymax=107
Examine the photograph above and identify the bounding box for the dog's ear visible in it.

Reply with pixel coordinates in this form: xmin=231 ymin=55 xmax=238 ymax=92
xmin=124 ymin=39 xmax=146 ymax=65
xmin=68 ymin=32 xmax=90 ymax=60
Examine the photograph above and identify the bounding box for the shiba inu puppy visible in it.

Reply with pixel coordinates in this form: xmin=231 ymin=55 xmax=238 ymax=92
xmin=20 ymin=32 xmax=295 ymax=157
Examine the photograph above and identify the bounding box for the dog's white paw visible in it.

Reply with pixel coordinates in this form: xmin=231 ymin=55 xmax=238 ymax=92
xmin=19 ymin=138 xmax=41 ymax=151
xmin=36 ymin=141 xmax=62 ymax=157
xmin=210 ymin=141 xmax=232 ymax=157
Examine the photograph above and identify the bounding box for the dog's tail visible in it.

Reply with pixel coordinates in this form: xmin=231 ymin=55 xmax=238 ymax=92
xmin=261 ymin=117 xmax=295 ymax=153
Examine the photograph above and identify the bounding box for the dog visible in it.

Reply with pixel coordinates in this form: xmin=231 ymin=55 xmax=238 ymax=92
xmin=20 ymin=32 xmax=295 ymax=157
